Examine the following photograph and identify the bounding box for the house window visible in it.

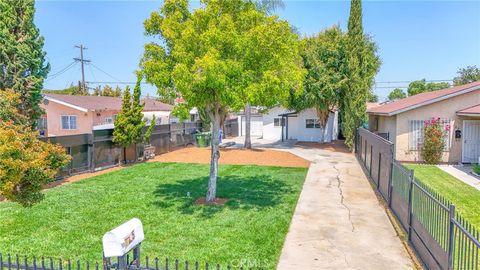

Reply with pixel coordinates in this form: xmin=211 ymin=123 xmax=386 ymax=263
xmin=306 ymin=119 xmax=320 ymax=129
xmin=37 ymin=117 xmax=47 ymax=130
xmin=105 ymin=117 xmax=113 ymax=124
xmin=61 ymin=115 xmax=77 ymax=130
xmin=37 ymin=117 xmax=47 ymax=137
xmin=409 ymin=119 xmax=451 ymax=151
xmin=274 ymin=118 xmax=285 ymax=127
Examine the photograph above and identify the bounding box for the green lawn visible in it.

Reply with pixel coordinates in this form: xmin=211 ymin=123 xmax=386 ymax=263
xmin=405 ymin=164 xmax=480 ymax=229
xmin=0 ymin=162 xmax=307 ymax=269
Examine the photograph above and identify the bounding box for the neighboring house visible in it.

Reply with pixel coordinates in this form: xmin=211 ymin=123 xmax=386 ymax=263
xmin=40 ymin=94 xmax=173 ymax=137
xmin=237 ymin=106 xmax=339 ymax=142
xmin=367 ymin=81 xmax=480 ymax=163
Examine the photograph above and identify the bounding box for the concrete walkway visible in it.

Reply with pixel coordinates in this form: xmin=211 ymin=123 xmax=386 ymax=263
xmin=276 ymin=146 xmax=413 ymax=269
xmin=223 ymin=137 xmax=414 ymax=269
xmin=437 ymin=165 xmax=480 ymax=190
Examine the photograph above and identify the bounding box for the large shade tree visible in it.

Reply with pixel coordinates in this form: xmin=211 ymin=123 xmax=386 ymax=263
xmin=453 ymin=65 xmax=480 ymax=86
xmin=0 ymin=0 xmax=50 ymax=127
xmin=388 ymin=88 xmax=406 ymax=100
xmin=341 ymin=0 xmax=381 ymax=148
xmin=291 ymin=26 xmax=346 ymax=143
xmin=407 ymin=79 xmax=449 ymax=96
xmin=141 ymin=0 xmax=303 ymax=202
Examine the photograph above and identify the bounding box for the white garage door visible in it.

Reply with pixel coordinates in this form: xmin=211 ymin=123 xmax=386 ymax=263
xmin=463 ymin=120 xmax=480 ymax=163
xmin=240 ymin=116 xmax=263 ymax=137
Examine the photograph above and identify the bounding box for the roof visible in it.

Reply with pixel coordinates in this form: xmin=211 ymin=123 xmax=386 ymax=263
xmin=366 ymin=102 xmax=380 ymax=110
xmin=457 ymin=104 xmax=480 ymax=116
xmin=367 ymin=81 xmax=480 ymax=116
xmin=44 ymin=94 xmax=173 ymax=112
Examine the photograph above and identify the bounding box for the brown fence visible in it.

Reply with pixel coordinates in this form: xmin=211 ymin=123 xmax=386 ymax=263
xmin=356 ymin=128 xmax=480 ymax=270
xmin=45 ymin=122 xmax=202 ymax=178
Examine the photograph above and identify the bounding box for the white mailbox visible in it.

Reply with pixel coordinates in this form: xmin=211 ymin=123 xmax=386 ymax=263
xmin=102 ymin=218 xmax=144 ymax=258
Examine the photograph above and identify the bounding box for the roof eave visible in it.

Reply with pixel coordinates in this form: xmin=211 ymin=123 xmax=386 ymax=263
xmin=370 ymin=85 xmax=480 ymax=116
xmin=44 ymin=96 xmax=89 ymax=112
xmin=457 ymin=112 xmax=480 ymax=117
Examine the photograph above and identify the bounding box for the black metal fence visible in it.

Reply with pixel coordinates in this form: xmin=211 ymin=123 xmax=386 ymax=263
xmin=45 ymin=122 xmax=202 ymax=179
xmin=0 ymin=253 xmax=247 ymax=270
xmin=356 ymin=128 xmax=480 ymax=270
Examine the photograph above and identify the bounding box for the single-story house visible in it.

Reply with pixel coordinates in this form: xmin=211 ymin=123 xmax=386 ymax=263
xmin=237 ymin=106 xmax=339 ymax=142
xmin=367 ymin=81 xmax=480 ymax=163
xmin=40 ymin=94 xmax=174 ymax=137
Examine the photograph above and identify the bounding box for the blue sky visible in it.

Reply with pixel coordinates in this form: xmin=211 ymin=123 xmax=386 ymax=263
xmin=35 ymin=0 xmax=480 ymax=100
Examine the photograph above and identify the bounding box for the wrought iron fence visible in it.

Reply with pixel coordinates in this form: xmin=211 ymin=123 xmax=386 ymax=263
xmin=356 ymin=127 xmax=480 ymax=270
xmin=0 ymin=253 xmax=246 ymax=270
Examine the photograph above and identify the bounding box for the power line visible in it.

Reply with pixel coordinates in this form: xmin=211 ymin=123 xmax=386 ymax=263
xmin=87 ymin=81 xmax=148 ymax=85
xmin=45 ymin=61 xmax=77 ymax=82
xmin=375 ymin=79 xmax=453 ymax=84
xmin=89 ymin=63 xmax=123 ymax=82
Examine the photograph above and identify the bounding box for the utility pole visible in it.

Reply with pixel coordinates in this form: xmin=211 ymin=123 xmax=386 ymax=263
xmin=74 ymin=44 xmax=91 ymax=94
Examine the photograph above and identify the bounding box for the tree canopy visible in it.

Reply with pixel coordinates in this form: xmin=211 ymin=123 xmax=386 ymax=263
xmin=292 ymin=26 xmax=345 ymax=142
xmin=0 ymin=0 xmax=50 ymax=127
xmin=407 ymin=79 xmax=449 ymax=96
xmin=113 ymin=75 xmax=148 ymax=149
xmin=388 ymin=88 xmax=406 ymax=100
xmin=341 ymin=0 xmax=381 ymax=148
xmin=141 ymin=0 xmax=303 ymax=201
xmin=453 ymin=65 xmax=480 ymax=86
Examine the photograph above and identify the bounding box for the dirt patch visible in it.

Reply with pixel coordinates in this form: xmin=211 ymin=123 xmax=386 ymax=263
xmin=150 ymin=147 xmax=310 ymax=168
xmin=297 ymin=140 xmax=352 ymax=154
xmin=194 ymin=197 xmax=229 ymax=205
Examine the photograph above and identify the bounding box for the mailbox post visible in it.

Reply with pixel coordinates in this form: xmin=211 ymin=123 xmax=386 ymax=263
xmin=102 ymin=218 xmax=144 ymax=270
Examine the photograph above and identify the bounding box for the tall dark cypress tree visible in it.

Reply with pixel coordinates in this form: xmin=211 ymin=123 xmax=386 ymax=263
xmin=341 ymin=0 xmax=380 ymax=148
xmin=0 ymin=0 xmax=50 ymax=127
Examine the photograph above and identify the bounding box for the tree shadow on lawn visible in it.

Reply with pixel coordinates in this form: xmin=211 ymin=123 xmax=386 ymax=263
xmin=152 ymin=174 xmax=294 ymax=218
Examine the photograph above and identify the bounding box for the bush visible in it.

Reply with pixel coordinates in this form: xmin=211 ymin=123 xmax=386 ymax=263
xmin=473 ymin=164 xmax=480 ymax=175
xmin=0 ymin=90 xmax=71 ymax=206
xmin=421 ymin=117 xmax=448 ymax=164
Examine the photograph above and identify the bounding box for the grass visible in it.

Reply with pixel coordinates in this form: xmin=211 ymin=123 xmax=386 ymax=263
xmin=405 ymin=164 xmax=480 ymax=229
xmin=473 ymin=164 xmax=480 ymax=175
xmin=0 ymin=162 xmax=307 ymax=269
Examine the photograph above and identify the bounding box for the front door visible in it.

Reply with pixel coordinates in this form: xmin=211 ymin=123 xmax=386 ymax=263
xmin=462 ymin=120 xmax=480 ymax=163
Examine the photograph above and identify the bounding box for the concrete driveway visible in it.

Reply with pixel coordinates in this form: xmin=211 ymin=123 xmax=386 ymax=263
xmin=225 ymin=138 xmax=414 ymax=269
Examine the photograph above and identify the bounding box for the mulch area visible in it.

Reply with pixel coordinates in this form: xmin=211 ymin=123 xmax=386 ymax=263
xmin=296 ymin=140 xmax=353 ymax=154
xmin=150 ymin=147 xmax=310 ymax=168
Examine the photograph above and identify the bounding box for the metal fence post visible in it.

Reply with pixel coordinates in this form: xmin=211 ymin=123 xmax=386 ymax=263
xmin=447 ymin=204 xmax=456 ymax=270
xmin=387 ymin=144 xmax=395 ymax=206
xmin=407 ymin=169 xmax=415 ymax=241
xmin=369 ymin=145 xmax=373 ymax=177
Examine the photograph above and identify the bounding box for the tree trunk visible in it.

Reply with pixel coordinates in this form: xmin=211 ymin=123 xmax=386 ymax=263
xmin=206 ymin=111 xmax=221 ymax=202
xmin=244 ymin=102 xmax=252 ymax=149
xmin=316 ymin=108 xmax=330 ymax=144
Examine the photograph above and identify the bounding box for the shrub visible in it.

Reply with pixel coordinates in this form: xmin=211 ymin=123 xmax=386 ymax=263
xmin=0 ymin=90 xmax=71 ymax=206
xmin=421 ymin=117 xmax=448 ymax=164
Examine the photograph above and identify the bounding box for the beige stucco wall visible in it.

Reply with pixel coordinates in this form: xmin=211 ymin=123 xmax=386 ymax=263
xmin=395 ymin=90 xmax=480 ymax=163
xmin=368 ymin=115 xmax=397 ymax=145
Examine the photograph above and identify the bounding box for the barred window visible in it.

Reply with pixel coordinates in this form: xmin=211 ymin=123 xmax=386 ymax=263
xmin=409 ymin=119 xmax=451 ymax=151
